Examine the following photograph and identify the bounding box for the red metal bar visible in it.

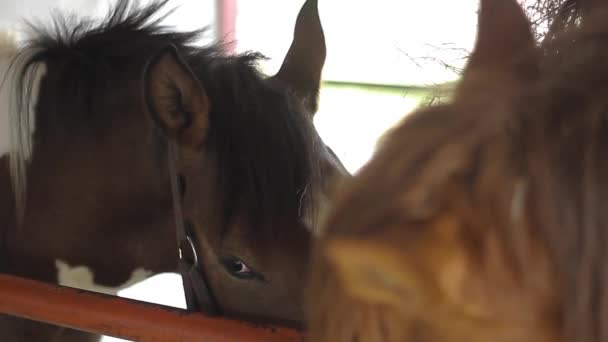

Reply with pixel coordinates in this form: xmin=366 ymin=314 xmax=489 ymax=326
xmin=0 ymin=274 xmax=302 ymax=342
xmin=217 ymin=0 xmax=237 ymax=54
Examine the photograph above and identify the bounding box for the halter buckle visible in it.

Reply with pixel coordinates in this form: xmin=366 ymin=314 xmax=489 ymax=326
xmin=178 ymin=235 xmax=199 ymax=269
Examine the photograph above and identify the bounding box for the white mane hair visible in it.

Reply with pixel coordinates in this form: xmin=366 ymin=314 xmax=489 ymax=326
xmin=0 ymin=29 xmax=45 ymax=224
xmin=0 ymin=29 xmax=18 ymax=156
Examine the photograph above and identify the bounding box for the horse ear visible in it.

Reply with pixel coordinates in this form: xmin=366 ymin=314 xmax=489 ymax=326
xmin=144 ymin=45 xmax=209 ymax=149
xmin=271 ymin=0 xmax=326 ymax=115
xmin=464 ymin=0 xmax=537 ymax=78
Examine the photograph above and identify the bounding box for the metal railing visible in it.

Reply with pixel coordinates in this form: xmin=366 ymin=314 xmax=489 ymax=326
xmin=0 ymin=274 xmax=302 ymax=341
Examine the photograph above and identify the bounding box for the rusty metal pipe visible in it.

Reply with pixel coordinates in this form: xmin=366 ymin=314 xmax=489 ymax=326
xmin=0 ymin=274 xmax=302 ymax=341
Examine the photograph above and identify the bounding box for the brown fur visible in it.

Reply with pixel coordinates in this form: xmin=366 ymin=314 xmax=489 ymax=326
xmin=307 ymin=0 xmax=608 ymax=341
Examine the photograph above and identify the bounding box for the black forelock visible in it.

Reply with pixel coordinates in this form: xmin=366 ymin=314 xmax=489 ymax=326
xmin=189 ymin=53 xmax=323 ymax=234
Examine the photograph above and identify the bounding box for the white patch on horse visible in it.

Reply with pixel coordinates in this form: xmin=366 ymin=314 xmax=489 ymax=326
xmin=55 ymin=259 xmax=152 ymax=295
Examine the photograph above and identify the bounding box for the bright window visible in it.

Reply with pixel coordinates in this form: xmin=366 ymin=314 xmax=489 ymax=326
xmin=235 ymin=0 xmax=479 ymax=172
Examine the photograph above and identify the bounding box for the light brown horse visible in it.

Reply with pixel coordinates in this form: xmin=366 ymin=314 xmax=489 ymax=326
xmin=0 ymin=0 xmax=347 ymax=340
xmin=307 ymin=0 xmax=608 ymax=340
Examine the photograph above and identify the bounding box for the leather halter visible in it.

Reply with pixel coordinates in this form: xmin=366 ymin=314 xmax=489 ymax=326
xmin=168 ymin=141 xmax=220 ymax=315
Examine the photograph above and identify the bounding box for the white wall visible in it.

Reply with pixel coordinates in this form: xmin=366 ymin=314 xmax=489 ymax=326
xmin=0 ymin=0 xmax=216 ymax=37
xmin=0 ymin=0 xmax=101 ymax=32
xmin=237 ymin=0 xmax=478 ymax=87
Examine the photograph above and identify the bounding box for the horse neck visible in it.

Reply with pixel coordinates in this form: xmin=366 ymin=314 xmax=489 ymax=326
xmin=29 ymin=123 xmax=157 ymax=218
xmin=4 ymin=115 xmax=178 ymax=283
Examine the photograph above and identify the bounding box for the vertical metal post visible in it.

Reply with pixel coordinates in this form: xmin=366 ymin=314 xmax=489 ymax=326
xmin=216 ymin=0 xmax=237 ymax=54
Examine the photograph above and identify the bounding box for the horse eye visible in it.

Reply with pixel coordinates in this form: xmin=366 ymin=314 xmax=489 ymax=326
xmin=220 ymin=256 xmax=263 ymax=281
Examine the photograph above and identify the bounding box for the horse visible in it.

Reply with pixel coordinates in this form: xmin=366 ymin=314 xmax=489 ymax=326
xmin=0 ymin=0 xmax=348 ymax=340
xmin=307 ymin=0 xmax=608 ymax=340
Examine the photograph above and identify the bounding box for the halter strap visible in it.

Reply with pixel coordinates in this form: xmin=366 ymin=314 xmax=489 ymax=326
xmin=168 ymin=141 xmax=220 ymax=315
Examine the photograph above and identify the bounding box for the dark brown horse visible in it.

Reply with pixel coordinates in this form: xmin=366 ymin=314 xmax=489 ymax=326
xmin=0 ymin=0 xmax=347 ymax=340
xmin=307 ymin=0 xmax=608 ymax=340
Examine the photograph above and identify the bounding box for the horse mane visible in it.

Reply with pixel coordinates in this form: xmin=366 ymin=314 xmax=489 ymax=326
xmin=0 ymin=29 xmax=28 ymax=223
xmin=0 ymin=30 xmax=18 ymax=155
xmin=518 ymin=14 xmax=608 ymax=340
xmin=8 ymin=0 xmax=322 ymax=233
xmin=189 ymin=56 xmax=323 ymax=234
